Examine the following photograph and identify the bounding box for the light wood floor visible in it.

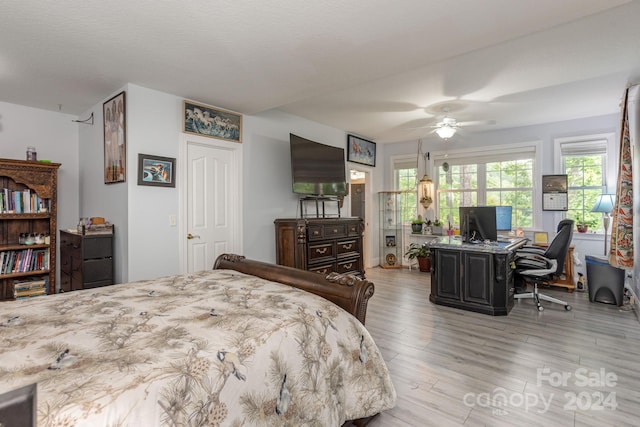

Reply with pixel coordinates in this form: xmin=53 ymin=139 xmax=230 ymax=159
xmin=363 ymin=267 xmax=640 ymax=427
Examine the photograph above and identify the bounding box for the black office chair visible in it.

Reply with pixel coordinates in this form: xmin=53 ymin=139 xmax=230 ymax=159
xmin=513 ymin=219 xmax=574 ymax=311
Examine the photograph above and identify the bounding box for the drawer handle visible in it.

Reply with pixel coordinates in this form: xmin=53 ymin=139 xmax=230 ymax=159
xmin=343 ymin=263 xmax=352 ymax=269
xmin=313 ymin=230 xmax=320 ymax=236
xmin=72 ymin=245 xmax=80 ymax=249
xmin=317 ymin=269 xmax=329 ymax=274
xmin=315 ymin=248 xmax=328 ymax=255
xmin=332 ymin=228 xmax=338 ymax=233
xmin=342 ymin=243 xmax=353 ymax=250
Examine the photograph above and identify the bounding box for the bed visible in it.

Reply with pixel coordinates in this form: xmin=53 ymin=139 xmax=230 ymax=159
xmin=0 ymin=254 xmax=396 ymax=426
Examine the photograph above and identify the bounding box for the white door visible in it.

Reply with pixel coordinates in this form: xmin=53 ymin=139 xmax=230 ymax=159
xmin=181 ymin=135 xmax=242 ymax=273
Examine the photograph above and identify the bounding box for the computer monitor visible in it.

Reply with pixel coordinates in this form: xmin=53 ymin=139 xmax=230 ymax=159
xmin=459 ymin=206 xmax=498 ymax=243
xmin=495 ymin=206 xmax=513 ymax=231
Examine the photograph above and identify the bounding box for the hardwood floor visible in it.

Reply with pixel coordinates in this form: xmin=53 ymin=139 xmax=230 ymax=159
xmin=363 ymin=267 xmax=640 ymax=427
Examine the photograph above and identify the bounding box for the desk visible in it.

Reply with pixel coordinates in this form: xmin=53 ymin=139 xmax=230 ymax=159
xmin=534 ymin=244 xmax=575 ymax=292
xmin=428 ymin=236 xmax=527 ymax=315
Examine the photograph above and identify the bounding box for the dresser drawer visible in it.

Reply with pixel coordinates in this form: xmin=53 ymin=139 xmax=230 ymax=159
xmin=346 ymin=222 xmax=362 ymax=236
xmin=308 ymin=242 xmax=335 ymax=262
xmin=336 ymin=257 xmax=361 ymax=275
xmin=324 ymin=224 xmax=347 ymax=238
xmin=336 ymin=239 xmax=359 ymax=257
xmin=308 ymin=225 xmax=324 ymax=241
xmin=83 ymin=259 xmax=113 ymax=283
xmin=83 ymin=237 xmax=112 ymax=260
xmin=308 ymin=263 xmax=335 ymax=275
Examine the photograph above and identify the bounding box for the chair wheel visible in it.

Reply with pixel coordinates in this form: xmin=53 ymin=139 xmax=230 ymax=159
xmin=537 ymin=305 xmax=544 ymax=312
xmin=565 ymin=305 xmax=572 ymax=311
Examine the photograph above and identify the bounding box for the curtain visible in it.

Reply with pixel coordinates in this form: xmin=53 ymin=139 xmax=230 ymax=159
xmin=609 ymin=85 xmax=638 ymax=268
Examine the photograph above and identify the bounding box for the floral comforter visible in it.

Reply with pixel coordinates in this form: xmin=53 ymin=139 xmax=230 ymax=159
xmin=0 ymin=269 xmax=396 ymax=426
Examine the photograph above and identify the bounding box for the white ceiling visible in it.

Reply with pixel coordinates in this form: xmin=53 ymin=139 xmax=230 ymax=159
xmin=2 ymin=0 xmax=639 ymax=143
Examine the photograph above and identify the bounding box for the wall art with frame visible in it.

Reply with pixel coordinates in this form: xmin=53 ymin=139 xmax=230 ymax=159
xmin=183 ymin=100 xmax=242 ymax=143
xmin=103 ymin=91 xmax=126 ymax=184
xmin=347 ymin=134 xmax=376 ymax=166
xmin=137 ymin=154 xmax=176 ymax=187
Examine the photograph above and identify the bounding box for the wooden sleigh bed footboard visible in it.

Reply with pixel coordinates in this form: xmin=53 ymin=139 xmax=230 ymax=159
xmin=214 ymin=253 xmax=375 ymax=325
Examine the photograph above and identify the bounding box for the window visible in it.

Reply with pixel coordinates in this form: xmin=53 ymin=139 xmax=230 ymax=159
xmin=392 ymin=158 xmax=417 ymax=223
xmin=438 ymin=164 xmax=477 ymax=227
xmin=435 ymin=144 xmax=537 ymax=229
xmin=560 ymin=140 xmax=607 ymax=231
xmin=486 ymin=159 xmax=534 ymax=228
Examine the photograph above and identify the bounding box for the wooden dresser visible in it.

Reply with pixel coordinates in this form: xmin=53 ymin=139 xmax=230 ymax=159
xmin=275 ymin=217 xmax=365 ymax=278
xmin=59 ymin=229 xmax=114 ymax=291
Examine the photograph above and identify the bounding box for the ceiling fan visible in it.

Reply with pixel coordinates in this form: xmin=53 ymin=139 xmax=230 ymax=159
xmin=430 ymin=116 xmax=496 ymax=140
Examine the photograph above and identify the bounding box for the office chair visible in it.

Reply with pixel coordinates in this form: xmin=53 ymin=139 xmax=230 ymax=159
xmin=513 ymin=219 xmax=574 ymax=311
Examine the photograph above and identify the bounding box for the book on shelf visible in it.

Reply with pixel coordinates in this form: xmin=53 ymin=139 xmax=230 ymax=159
xmin=13 ymin=277 xmax=48 ymax=298
xmin=0 ymin=187 xmax=49 ymax=214
xmin=0 ymin=248 xmax=49 ymax=274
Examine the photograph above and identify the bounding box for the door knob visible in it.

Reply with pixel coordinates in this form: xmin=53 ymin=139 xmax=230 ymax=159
xmin=187 ymin=233 xmax=200 ymax=239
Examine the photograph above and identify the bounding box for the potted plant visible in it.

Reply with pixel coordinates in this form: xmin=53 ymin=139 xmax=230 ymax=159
xmin=405 ymin=243 xmax=431 ymax=272
xmin=411 ymin=216 xmax=424 ymax=234
xmin=432 ymin=219 xmax=443 ymax=235
xmin=575 ymin=215 xmax=595 ymax=233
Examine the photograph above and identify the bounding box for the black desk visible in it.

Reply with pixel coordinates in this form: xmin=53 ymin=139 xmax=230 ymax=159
xmin=428 ymin=236 xmax=527 ymax=315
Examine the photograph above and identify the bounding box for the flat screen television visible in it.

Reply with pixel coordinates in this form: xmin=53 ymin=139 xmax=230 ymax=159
xmin=290 ymin=133 xmax=347 ymax=197
xmin=460 ymin=206 xmax=498 ymax=243
xmin=495 ymin=206 xmax=513 ymax=231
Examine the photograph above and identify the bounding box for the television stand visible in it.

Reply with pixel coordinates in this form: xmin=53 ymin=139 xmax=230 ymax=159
xmin=299 ymin=196 xmax=341 ymax=218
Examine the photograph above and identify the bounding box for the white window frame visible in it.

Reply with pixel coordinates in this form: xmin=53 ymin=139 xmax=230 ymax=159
xmin=431 ymin=141 xmax=541 ymax=229
xmin=554 ymin=132 xmax=617 ymax=236
xmin=390 ymin=154 xmax=418 ymax=223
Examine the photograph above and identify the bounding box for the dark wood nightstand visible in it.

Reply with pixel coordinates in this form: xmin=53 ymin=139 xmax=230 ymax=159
xmin=59 ymin=229 xmax=114 ymax=292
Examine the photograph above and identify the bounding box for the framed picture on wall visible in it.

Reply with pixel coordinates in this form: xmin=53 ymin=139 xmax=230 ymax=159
xmin=103 ymin=91 xmax=126 ymax=184
xmin=183 ymin=100 xmax=242 ymax=143
xmin=347 ymin=134 xmax=376 ymax=166
xmin=137 ymin=154 xmax=176 ymax=187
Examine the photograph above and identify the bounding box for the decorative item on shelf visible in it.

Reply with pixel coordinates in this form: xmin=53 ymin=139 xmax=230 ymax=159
xmin=385 ymin=253 xmax=397 ymax=266
xmin=24 ymin=234 xmax=35 ymax=245
xmin=385 ymin=235 xmax=396 ymax=247
xmin=591 ymin=194 xmax=615 ymax=255
xmin=26 ymin=146 xmax=37 ymax=161
xmin=411 ymin=216 xmax=424 ymax=234
xmin=404 ymin=243 xmax=431 ymax=272
xmin=424 ymin=219 xmax=432 ymax=235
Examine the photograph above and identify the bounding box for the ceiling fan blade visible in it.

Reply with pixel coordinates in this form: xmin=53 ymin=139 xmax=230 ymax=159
xmin=456 ymin=119 xmax=496 ymax=127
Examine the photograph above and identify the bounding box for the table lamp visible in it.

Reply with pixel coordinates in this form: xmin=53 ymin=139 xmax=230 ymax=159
xmin=591 ymin=194 xmax=615 ymax=256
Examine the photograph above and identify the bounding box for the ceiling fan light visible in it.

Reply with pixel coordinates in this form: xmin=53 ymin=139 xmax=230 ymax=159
xmin=436 ymin=125 xmax=456 ymax=139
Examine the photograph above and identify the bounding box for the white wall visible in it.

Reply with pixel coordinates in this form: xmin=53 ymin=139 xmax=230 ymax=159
xmin=78 ymin=84 xmax=181 ymax=283
xmin=241 ymin=109 xmax=385 ymax=262
xmin=76 ymin=87 xmax=379 ymax=281
xmin=0 ymin=101 xmax=79 ymax=291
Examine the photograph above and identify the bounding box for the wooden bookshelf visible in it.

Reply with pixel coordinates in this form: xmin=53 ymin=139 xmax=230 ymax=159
xmin=0 ymin=158 xmax=60 ymax=300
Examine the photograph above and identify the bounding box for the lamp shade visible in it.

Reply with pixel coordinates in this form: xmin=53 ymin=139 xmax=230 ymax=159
xmin=435 ymin=125 xmax=456 ymax=139
xmin=591 ymin=194 xmax=615 ymax=213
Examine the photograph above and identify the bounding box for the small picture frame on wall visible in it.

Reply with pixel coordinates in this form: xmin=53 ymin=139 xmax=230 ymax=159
xmin=103 ymin=91 xmax=126 ymax=184
xmin=347 ymin=134 xmax=376 ymax=167
xmin=137 ymin=154 xmax=176 ymax=187
xmin=183 ymin=100 xmax=242 ymax=143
